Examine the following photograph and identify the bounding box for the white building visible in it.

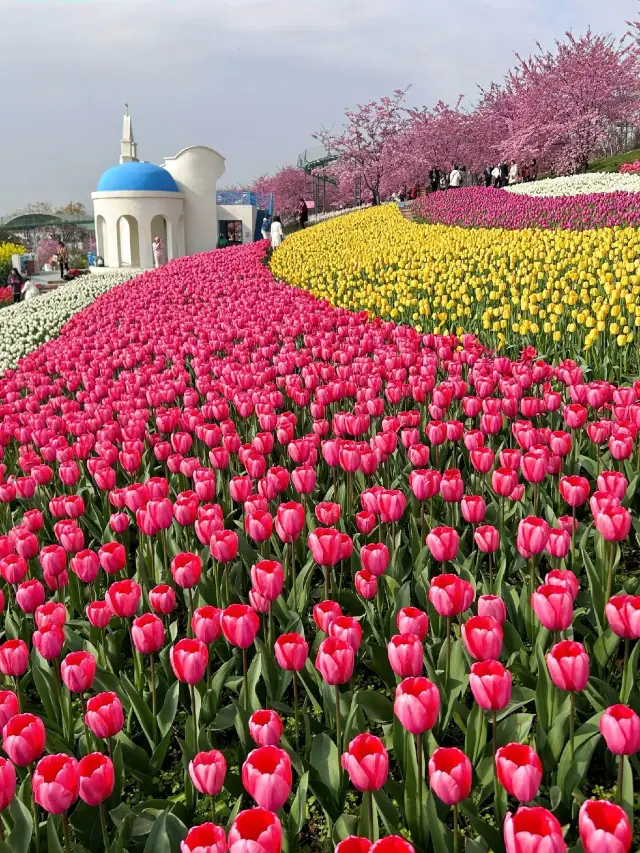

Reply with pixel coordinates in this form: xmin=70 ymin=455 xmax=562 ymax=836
xmin=92 ymin=111 xmax=261 ymax=269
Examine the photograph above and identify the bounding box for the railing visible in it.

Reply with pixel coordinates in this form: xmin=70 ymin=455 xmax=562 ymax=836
xmin=216 ymin=191 xmax=257 ymax=206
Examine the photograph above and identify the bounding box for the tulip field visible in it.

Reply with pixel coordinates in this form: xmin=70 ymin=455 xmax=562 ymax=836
xmin=0 ymin=207 xmax=638 ymax=853
xmin=271 ymin=184 xmax=640 ymax=376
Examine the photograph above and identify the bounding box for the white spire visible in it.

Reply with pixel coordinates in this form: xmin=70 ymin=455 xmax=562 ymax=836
xmin=120 ymin=104 xmax=138 ymax=163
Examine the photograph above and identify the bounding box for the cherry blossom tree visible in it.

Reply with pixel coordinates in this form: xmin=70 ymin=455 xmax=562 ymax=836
xmin=315 ymin=89 xmax=410 ymax=204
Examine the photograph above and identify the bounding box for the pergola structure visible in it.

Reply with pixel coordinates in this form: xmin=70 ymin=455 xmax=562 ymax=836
xmin=297 ymin=146 xmax=339 ymax=214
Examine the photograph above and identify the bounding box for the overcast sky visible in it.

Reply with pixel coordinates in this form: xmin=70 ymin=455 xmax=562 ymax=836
xmin=0 ymin=0 xmax=638 ymax=214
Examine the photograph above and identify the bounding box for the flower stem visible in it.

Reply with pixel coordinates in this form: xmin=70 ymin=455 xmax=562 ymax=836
xmin=99 ymin=801 xmax=110 ymax=851
xmin=243 ymin=647 xmax=249 ymax=712
xmin=617 ymin=756 xmax=624 ymax=805
xmin=569 ymin=692 xmax=575 ymax=760
xmin=151 ymin=653 xmax=157 ymax=744
xmin=417 ymin=732 xmax=423 ymax=839
xmin=453 ymin=804 xmax=459 ymax=853
xmin=445 ymin=616 xmax=452 ymax=688
xmin=335 ymin=683 xmax=341 ymax=755
xmin=190 ymin=682 xmax=198 ymax=750
xmin=62 ymin=813 xmax=71 ymax=853
xmin=293 ymin=671 xmax=300 ymax=753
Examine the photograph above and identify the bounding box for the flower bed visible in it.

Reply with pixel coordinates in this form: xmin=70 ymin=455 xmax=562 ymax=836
xmin=412 ymin=186 xmax=640 ymax=230
xmin=0 ymin=287 xmax=12 ymax=307
xmin=620 ymin=161 xmax=640 ymax=174
xmin=0 ymin=243 xmax=638 ymax=852
xmin=0 ymin=270 xmax=135 ymax=374
xmin=271 ymin=205 xmax=640 ymax=369
xmin=505 ymin=172 xmax=640 ymax=196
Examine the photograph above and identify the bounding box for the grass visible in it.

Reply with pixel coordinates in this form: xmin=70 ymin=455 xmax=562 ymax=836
xmin=587 ymin=148 xmax=640 ymax=172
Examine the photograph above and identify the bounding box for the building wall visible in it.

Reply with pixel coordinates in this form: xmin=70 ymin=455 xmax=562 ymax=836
xmin=217 ymin=204 xmax=257 ymax=244
xmin=163 ymin=147 xmax=225 ymax=255
xmin=91 ymin=191 xmax=184 ymax=268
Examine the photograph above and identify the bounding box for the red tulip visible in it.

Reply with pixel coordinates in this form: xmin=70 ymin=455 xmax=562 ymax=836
xmin=32 ymin=754 xmax=79 ymax=814
xmin=496 ymin=744 xmax=542 ymax=802
xmin=15 ymin=579 xmax=45 ymax=614
xmin=189 ymin=749 xmax=227 ymax=795
xmin=597 ymin=472 xmax=628 ymax=501
xmin=559 ymin=475 xmax=590 ymax=507
xmin=192 ymin=606 xmax=222 ymax=645
xmin=546 ymin=641 xmax=589 ymax=692
xmin=242 ymin=745 xmax=292 ymax=811
xmin=504 ymin=807 xmax=566 ymax=853
xmin=70 ymin=549 xmax=100 ymax=583
xmin=78 ymin=753 xmax=115 ymax=806
xmin=396 ymin=607 xmax=428 ymax=640
xmin=426 ymin=526 xmax=459 ymax=563
xmin=469 ymin=660 xmax=511 ymax=710
xmin=492 ymin=468 xmax=518 ymax=497
xmin=244 ymin=511 xmax=273 ymax=544
xmin=2 ymin=713 xmax=46 ymax=765
xmin=595 ymin=507 xmax=632 ymax=542
xmin=0 ymin=692 xmax=19 ymax=730
xmin=315 ymin=637 xmax=354 ymax=685
xmin=149 ymin=584 xmax=177 ymax=615
xmin=0 ymin=640 xmax=28 ymax=677
xmin=599 ymin=705 xmax=640 ymax=755
xmin=274 ymin=633 xmax=308 ymax=671
xmin=85 ymin=692 xmax=124 ymax=739
xmin=531 ymin=584 xmax=573 ymax=631
xmin=462 ymin=616 xmax=503 ymax=661
xmin=60 ymin=650 xmax=96 ymax=692
xmin=308 ymin=528 xmax=343 ymax=566
xmin=354 ymin=569 xmax=377 ymax=599
xmin=474 ymin=525 xmax=500 ymax=553
xmin=516 ymin=516 xmax=550 ymax=558
xmin=251 ymin=561 xmax=284 ymax=601
xmin=98 ymin=541 xmax=127 ymax=574
xmin=106 ymin=579 xmax=141 ymax=618
xmin=315 ymin=502 xmax=341 ymax=526
xmin=341 ymin=733 xmax=389 ymax=791
xmin=86 ymin=601 xmax=113 ymax=629
xmin=228 ymin=808 xmax=282 ymax=853
xmin=387 ymin=634 xmax=423 ymax=677
xmin=249 ymin=710 xmax=283 ymax=746
xmin=171 ymin=639 xmax=208 ymax=684
xmin=369 ymin=838 xmax=414 ymax=853
xmin=579 ymin=800 xmax=631 ymax=853
xmin=171 ymin=552 xmax=202 ymax=589
xmin=394 ymin=676 xmax=440 ymax=734
xmin=329 ymin=615 xmax=363 ymax=653
xmin=312 ymin=600 xmax=342 ymax=633
xmin=210 ymin=530 xmax=240 ymax=563
xmin=181 ymin=823 xmax=227 ymax=853
xmin=428 ymin=575 xmax=474 ymax=617
xmin=221 ymin=604 xmax=260 ymax=649
xmin=335 ymin=838 xmax=372 ymax=853
xmin=461 ymin=495 xmax=486 ymax=524
xmin=131 ymin=613 xmax=165 ymax=654
xmin=360 ymin=543 xmax=389 ymax=577
xmin=0 ymin=757 xmax=15 ymax=811
xmin=33 ymin=625 xmax=65 ymax=660
xmin=428 ymin=747 xmax=472 ymax=805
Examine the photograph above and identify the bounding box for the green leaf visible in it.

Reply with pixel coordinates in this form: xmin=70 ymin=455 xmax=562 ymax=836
xmin=46 ymin=815 xmax=64 ymax=853
xmin=288 ymin=771 xmax=309 ymax=835
xmin=496 ymin=713 xmax=534 ymax=748
xmin=356 ymin=691 xmax=394 ymax=723
xmin=465 ymin=702 xmax=487 ymax=765
xmin=373 ymin=789 xmax=400 ymax=835
xmin=143 ymin=807 xmax=171 ymax=853
xmin=459 ymin=800 xmax=504 ymax=853
xmin=557 ymin=712 xmax=602 ymax=797
xmin=426 ymin=791 xmax=450 ymax=853
xmin=157 ymin=680 xmax=180 ymax=737
xmin=5 ymin=796 xmax=33 ymax=853
xmin=332 ymin=814 xmax=359 ymax=845
xmin=309 ymin=732 xmax=340 ymax=806
xmin=583 ymin=551 xmax=604 ymax=634
xmin=621 ymin=640 xmax=640 ymax=703
xmin=121 ymin=672 xmax=156 ymax=748
xmin=621 ymin=756 xmax=633 ymax=826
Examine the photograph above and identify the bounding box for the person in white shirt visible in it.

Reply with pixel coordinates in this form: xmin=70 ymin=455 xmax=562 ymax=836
xmin=270 ymin=216 xmax=284 ymax=249
xmin=508 ymin=160 xmax=519 ymax=185
xmin=449 ymin=166 xmax=462 ymax=188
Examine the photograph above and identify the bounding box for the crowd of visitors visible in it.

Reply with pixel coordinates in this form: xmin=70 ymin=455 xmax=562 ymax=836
xmin=397 ymin=159 xmax=538 ymax=199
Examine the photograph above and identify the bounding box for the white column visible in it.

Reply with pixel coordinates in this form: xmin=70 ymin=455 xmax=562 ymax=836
xmin=137 ymin=213 xmax=154 ymax=269
xmin=106 ymin=216 xmax=120 ymax=268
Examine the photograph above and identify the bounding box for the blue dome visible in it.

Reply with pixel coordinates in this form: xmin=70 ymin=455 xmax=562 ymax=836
xmin=97 ymin=161 xmax=179 ymax=193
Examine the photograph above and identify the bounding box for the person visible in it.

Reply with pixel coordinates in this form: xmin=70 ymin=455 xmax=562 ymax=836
xmin=508 ymin=160 xmax=519 ymax=185
xmin=57 ymin=241 xmax=69 ymax=278
xmin=152 ymin=236 xmax=165 ymax=268
xmin=429 ymin=167 xmax=440 ymax=192
xmin=297 ymin=198 xmax=309 ymax=229
xmin=22 ymin=280 xmax=39 ymax=301
xmin=491 ymin=165 xmax=500 ymax=187
xmin=261 ymin=216 xmax=271 ymax=241
xmin=449 ymin=165 xmax=462 ymax=189
xmin=217 ymin=232 xmax=228 ymax=249
xmin=7 ymin=267 xmax=23 ymax=304
xmin=484 ymin=166 xmax=493 ymax=187
xmin=499 ymin=161 xmax=509 ymax=188
xmin=399 ymin=184 xmax=408 ymax=202
xmin=530 ymin=159 xmax=538 ymax=182
xmin=439 ymin=171 xmax=448 ymax=191
xmin=270 ymin=215 xmax=284 ymax=249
